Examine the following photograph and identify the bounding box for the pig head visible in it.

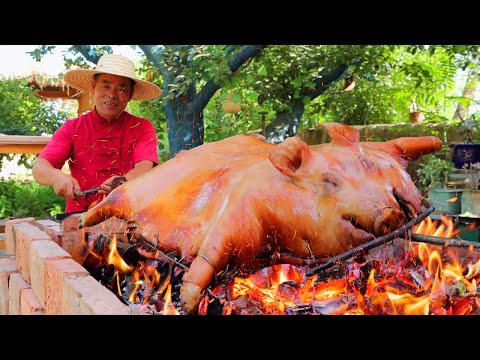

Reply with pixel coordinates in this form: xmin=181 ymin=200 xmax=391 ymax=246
xmin=78 ymin=122 xmax=442 ymax=314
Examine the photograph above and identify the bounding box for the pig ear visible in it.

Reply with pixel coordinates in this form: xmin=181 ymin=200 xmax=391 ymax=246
xmin=365 ymin=136 xmax=443 ymax=164
xmin=317 ymin=122 xmax=360 ymax=145
xmin=388 ymin=136 xmax=443 ymax=160
xmin=269 ymin=137 xmax=312 ymax=178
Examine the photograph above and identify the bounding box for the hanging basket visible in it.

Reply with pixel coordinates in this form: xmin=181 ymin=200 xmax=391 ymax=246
xmin=409 ymin=111 xmax=425 ymax=124
xmin=343 ymin=74 xmax=356 ymax=92
xmin=222 ymin=93 xmax=241 ymax=114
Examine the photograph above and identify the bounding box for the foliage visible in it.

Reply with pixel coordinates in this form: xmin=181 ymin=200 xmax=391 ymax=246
xmin=0 ymin=177 xmax=64 ymax=219
xmin=416 ymin=154 xmax=456 ymax=190
xmin=0 ymin=78 xmax=75 ymax=171
xmin=27 ymin=45 xmax=480 ymax=153
xmin=309 ymin=46 xmax=459 ymax=126
xmin=450 ymin=112 xmax=480 ymax=143
xmin=127 ymin=96 xmax=170 ymax=157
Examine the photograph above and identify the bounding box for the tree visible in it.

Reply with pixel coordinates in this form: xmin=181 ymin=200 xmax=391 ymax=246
xmin=0 ymin=78 xmax=73 ymax=170
xmin=30 ymin=45 xmax=480 ymax=156
xmin=54 ymin=45 xmax=266 ymax=156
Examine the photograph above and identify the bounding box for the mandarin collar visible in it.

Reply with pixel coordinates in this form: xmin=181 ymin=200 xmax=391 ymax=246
xmin=91 ymin=107 xmax=126 ymax=124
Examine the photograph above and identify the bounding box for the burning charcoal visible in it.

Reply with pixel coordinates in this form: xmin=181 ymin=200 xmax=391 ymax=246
xmin=197 ymin=294 xmax=210 ymax=315
xmin=312 ymin=293 xmax=356 ymax=315
xmin=346 ymin=262 xmax=364 ymax=280
xmin=285 ymin=304 xmax=313 ymax=315
xmin=450 ymin=296 xmax=476 ymax=315
xmin=231 ymin=296 xmax=264 ymax=315
xmin=249 ymin=266 xmax=275 ymax=288
xmin=199 ymin=290 xmax=227 ymax=315
xmin=350 ymin=249 xmax=368 ymax=264
xmin=408 ymin=269 xmax=426 ymax=290
xmin=82 ymin=252 xmax=105 ymax=274
xmin=314 ymin=264 xmax=344 ymax=283
xmin=384 ymin=279 xmax=417 ymax=294
xmin=93 ymin=233 xmax=111 ymax=254
xmin=446 ymin=280 xmax=468 ymax=298
xmin=275 ymin=280 xmax=301 ymax=303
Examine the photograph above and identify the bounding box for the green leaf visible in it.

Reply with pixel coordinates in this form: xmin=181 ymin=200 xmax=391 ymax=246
xmin=257 ymin=65 xmax=267 ymax=76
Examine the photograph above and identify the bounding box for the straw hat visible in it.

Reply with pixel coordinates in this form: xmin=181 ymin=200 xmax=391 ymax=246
xmin=63 ymin=54 xmax=162 ymax=101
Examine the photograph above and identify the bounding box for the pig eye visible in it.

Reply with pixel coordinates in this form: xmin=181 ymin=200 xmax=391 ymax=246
xmin=322 ymin=173 xmax=340 ymax=189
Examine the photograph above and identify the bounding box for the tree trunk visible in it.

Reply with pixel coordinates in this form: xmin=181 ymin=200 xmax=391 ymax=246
xmin=164 ymin=96 xmax=204 ymax=155
xmin=265 ymin=63 xmax=348 ymax=143
xmin=140 ymin=45 xmax=266 ymax=156
xmin=265 ymin=101 xmax=304 ymax=143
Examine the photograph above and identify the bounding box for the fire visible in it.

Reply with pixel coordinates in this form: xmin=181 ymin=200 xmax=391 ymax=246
xmin=107 ymin=235 xmax=134 ymax=273
xmin=208 ymin=238 xmax=480 ymax=315
xmin=413 ymin=215 xmax=460 ymax=238
xmin=85 ymin=218 xmax=480 ymax=315
xmin=84 ymin=232 xmax=179 ymax=315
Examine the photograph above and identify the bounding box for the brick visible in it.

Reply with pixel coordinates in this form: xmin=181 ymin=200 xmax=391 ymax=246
xmin=60 ymin=231 xmax=90 ymax=265
xmin=20 ymin=288 xmax=43 ymax=315
xmin=63 ymin=275 xmax=131 ymax=315
xmin=61 ymin=214 xmax=82 ymax=232
xmin=44 ymin=258 xmax=89 ymax=315
xmin=0 ymin=257 xmax=17 ymax=315
xmin=31 ymin=219 xmax=62 ymax=233
xmin=14 ymin=224 xmax=51 ymax=283
xmin=8 ymin=273 xmax=30 ymax=315
xmin=30 ymin=240 xmax=71 ymax=308
xmin=30 ymin=219 xmax=62 ymax=245
xmin=38 ymin=226 xmax=62 ymax=246
xmin=0 ymin=233 xmax=5 ymax=249
xmin=5 ymin=217 xmax=34 ymax=255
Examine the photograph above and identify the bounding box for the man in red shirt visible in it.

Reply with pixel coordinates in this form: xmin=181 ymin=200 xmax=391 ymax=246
xmin=32 ymin=54 xmax=162 ymax=213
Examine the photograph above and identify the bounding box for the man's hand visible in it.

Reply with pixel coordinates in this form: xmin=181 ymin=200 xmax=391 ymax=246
xmin=52 ymin=172 xmax=81 ymax=200
xmin=98 ymin=175 xmax=127 ymax=194
xmin=33 ymin=157 xmax=80 ymax=200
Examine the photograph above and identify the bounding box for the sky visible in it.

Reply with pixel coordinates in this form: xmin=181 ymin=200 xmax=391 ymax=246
xmin=0 ymin=45 xmax=141 ymax=77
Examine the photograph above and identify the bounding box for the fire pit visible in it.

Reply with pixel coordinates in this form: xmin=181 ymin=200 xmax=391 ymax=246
xmin=3 ymin=201 xmax=479 ymax=315
xmin=79 ymin=201 xmax=480 ymax=315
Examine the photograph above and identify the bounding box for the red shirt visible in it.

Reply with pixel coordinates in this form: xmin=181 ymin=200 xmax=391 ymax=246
xmin=39 ymin=108 xmax=158 ymax=212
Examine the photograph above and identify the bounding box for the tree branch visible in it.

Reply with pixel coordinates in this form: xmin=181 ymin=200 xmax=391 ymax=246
xmin=194 ymin=45 xmax=267 ymax=111
xmin=72 ymin=45 xmax=101 ymax=64
xmin=138 ymin=45 xmax=166 ymax=72
xmin=304 ymin=64 xmax=349 ymax=100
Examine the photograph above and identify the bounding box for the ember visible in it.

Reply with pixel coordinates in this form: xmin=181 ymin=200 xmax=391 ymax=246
xmin=83 ymin=229 xmax=480 ymax=315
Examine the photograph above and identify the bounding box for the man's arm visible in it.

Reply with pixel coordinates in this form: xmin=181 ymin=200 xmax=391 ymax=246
xmin=124 ymin=160 xmax=155 ymax=181
xmin=98 ymin=160 xmax=155 ymax=194
xmin=32 ymin=156 xmax=80 ymax=200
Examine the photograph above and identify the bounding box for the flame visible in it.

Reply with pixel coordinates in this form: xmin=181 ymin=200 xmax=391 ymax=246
xmin=218 ymin=239 xmax=480 ymax=315
xmin=465 ymin=259 xmax=480 ymax=279
xmin=107 ymin=234 xmax=134 ymax=273
xmin=162 ymin=284 xmax=180 ymax=315
xmin=413 ymin=215 xmax=461 ymax=238
xmin=89 ymin=221 xmax=480 ymax=315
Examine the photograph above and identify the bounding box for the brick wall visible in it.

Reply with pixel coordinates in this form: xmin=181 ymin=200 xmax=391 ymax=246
xmin=0 ymin=216 xmax=140 ymax=315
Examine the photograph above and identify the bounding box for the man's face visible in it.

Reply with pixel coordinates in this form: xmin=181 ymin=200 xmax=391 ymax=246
xmin=92 ymin=73 xmax=134 ymax=121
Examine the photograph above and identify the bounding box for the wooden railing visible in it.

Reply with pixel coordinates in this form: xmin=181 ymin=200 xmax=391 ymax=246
xmin=0 ymin=135 xmax=51 ymax=154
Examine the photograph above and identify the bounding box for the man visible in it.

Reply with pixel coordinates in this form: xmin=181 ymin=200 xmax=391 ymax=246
xmin=32 ymin=54 xmax=162 ymax=213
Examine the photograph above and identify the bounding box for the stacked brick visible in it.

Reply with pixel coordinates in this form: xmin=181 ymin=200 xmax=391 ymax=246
xmin=0 ymin=216 xmax=137 ymax=315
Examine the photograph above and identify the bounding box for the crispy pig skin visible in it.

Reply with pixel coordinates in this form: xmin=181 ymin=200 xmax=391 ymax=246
xmin=79 ymin=123 xmax=442 ymax=314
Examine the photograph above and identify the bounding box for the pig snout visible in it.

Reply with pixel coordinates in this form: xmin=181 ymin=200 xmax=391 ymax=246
xmin=373 ymin=206 xmax=407 ymax=235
